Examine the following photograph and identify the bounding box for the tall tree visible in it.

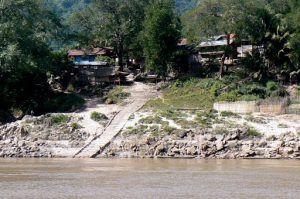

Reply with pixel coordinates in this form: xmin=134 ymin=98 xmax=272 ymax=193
xmin=0 ymin=0 xmax=61 ymax=121
xmin=71 ymin=0 xmax=149 ymax=70
xmin=142 ymin=0 xmax=181 ymax=76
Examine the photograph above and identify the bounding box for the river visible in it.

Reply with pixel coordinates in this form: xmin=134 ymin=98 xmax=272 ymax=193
xmin=0 ymin=159 xmax=299 ymax=199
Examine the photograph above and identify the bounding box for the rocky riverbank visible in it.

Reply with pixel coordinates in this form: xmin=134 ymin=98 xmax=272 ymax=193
xmin=101 ymin=127 xmax=300 ymax=159
xmin=1 ymin=110 xmax=300 ymax=159
xmin=0 ymin=114 xmax=90 ymax=158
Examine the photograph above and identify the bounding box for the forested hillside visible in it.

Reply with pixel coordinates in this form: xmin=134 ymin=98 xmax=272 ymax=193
xmin=1 ymin=0 xmax=300 ymax=124
xmin=44 ymin=0 xmax=198 ymax=17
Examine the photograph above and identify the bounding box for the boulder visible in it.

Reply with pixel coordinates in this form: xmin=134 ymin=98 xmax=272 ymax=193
xmin=19 ymin=127 xmax=29 ymax=137
xmin=154 ymin=143 xmax=165 ymax=156
xmin=216 ymin=140 xmax=224 ymax=151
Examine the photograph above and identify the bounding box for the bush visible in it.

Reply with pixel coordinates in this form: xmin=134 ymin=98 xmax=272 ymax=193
xmin=71 ymin=122 xmax=82 ymax=130
xmin=139 ymin=115 xmax=162 ymax=124
xmin=214 ymin=127 xmax=230 ymax=135
xmin=247 ymin=128 xmax=263 ymax=138
xmin=44 ymin=93 xmax=85 ymax=113
xmin=238 ymin=95 xmax=260 ymax=101
xmin=90 ymin=112 xmax=108 ymax=122
xmin=161 ymin=124 xmax=176 ymax=135
xmin=216 ymin=91 xmax=239 ymax=102
xmin=244 ymin=115 xmax=267 ymax=124
xmin=106 ymin=86 xmax=130 ymax=104
xmin=51 ymin=115 xmax=70 ymax=125
xmin=266 ymin=81 xmax=278 ymax=92
xmin=220 ymin=111 xmax=239 ymax=118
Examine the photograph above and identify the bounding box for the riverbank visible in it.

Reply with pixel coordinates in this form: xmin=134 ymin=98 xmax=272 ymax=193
xmin=102 ymin=126 xmax=300 ymax=159
xmin=1 ymin=111 xmax=300 ymax=159
xmin=1 ymin=81 xmax=300 ymax=159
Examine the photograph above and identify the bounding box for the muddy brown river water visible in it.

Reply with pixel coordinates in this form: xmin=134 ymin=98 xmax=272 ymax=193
xmin=0 ymin=159 xmax=299 ymax=199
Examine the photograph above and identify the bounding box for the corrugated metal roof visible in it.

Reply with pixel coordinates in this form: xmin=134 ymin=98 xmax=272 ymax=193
xmin=68 ymin=50 xmax=85 ymax=56
xmin=198 ymin=34 xmax=236 ymax=47
xmin=75 ymin=61 xmax=108 ymax=66
xmin=68 ymin=48 xmax=115 ymax=57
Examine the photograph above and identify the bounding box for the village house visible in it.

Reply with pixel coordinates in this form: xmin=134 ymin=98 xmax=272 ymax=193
xmin=197 ymin=34 xmax=238 ymax=65
xmin=195 ymin=34 xmax=259 ymax=66
xmin=68 ymin=48 xmax=128 ymax=85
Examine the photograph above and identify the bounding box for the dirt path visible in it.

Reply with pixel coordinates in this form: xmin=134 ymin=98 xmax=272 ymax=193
xmin=74 ymin=82 xmax=158 ymax=158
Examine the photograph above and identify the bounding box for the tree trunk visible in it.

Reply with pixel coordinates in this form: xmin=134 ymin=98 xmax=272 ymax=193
xmin=117 ymin=51 xmax=123 ymax=71
xmin=116 ymin=38 xmax=124 ymax=71
xmin=219 ymin=54 xmax=225 ymax=79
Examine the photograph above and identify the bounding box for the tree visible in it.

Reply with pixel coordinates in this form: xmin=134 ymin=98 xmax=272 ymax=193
xmin=142 ymin=0 xmax=181 ymax=76
xmin=182 ymin=0 xmax=263 ymax=77
xmin=0 ymin=0 xmax=61 ymax=121
xmin=71 ymin=0 xmax=149 ymax=71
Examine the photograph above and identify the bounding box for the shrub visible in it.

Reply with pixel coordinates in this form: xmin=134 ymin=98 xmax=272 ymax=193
xmin=44 ymin=93 xmax=85 ymax=113
xmin=143 ymin=99 xmax=169 ymax=110
xmin=238 ymin=95 xmax=260 ymax=101
xmin=51 ymin=114 xmax=70 ymax=125
xmin=220 ymin=111 xmax=239 ymax=118
xmin=266 ymin=81 xmax=278 ymax=92
xmin=214 ymin=127 xmax=230 ymax=135
xmin=247 ymin=128 xmax=263 ymax=138
xmin=71 ymin=122 xmax=82 ymax=130
xmin=106 ymin=86 xmax=130 ymax=104
xmin=90 ymin=112 xmax=108 ymax=122
xmin=278 ymin=123 xmax=288 ymax=128
xmin=245 ymin=115 xmax=267 ymax=124
xmin=161 ymin=124 xmax=176 ymax=135
xmin=216 ymin=91 xmax=239 ymax=102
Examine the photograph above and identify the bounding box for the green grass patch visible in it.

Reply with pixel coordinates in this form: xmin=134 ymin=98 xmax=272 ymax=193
xmin=90 ymin=111 xmax=108 ymax=122
xmin=143 ymin=98 xmax=170 ymax=110
xmin=124 ymin=124 xmax=149 ymax=136
xmin=164 ymin=87 xmax=214 ymax=109
xmin=247 ymin=128 xmax=263 ymax=138
xmin=244 ymin=115 xmax=267 ymax=124
xmin=71 ymin=122 xmax=82 ymax=130
xmin=220 ymin=111 xmax=240 ymax=118
xmin=138 ymin=115 xmax=162 ymax=124
xmin=106 ymin=86 xmax=130 ymax=104
xmin=278 ymin=123 xmax=289 ymax=128
xmin=50 ymin=114 xmax=70 ymax=125
xmin=194 ymin=110 xmax=219 ymax=128
xmin=214 ymin=127 xmax=230 ymax=135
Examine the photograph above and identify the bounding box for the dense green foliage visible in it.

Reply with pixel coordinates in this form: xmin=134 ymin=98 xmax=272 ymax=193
xmin=106 ymin=86 xmax=130 ymax=104
xmin=142 ymin=0 xmax=182 ymax=75
xmin=0 ymin=0 xmax=59 ymax=122
xmin=182 ymin=0 xmax=300 ymax=79
xmin=0 ymin=0 xmax=83 ymax=123
xmin=90 ymin=111 xmax=108 ymax=122
xmin=1 ymin=0 xmax=300 ymax=124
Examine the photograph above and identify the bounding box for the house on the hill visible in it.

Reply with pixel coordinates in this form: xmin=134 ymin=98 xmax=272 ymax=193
xmin=68 ymin=48 xmax=128 ymax=85
xmin=68 ymin=47 xmax=115 ymax=64
xmin=197 ymin=34 xmax=237 ymax=62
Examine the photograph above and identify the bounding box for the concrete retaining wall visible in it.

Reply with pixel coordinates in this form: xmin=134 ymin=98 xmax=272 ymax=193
xmin=213 ymin=101 xmax=259 ymax=114
xmin=214 ymin=99 xmax=288 ymax=115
